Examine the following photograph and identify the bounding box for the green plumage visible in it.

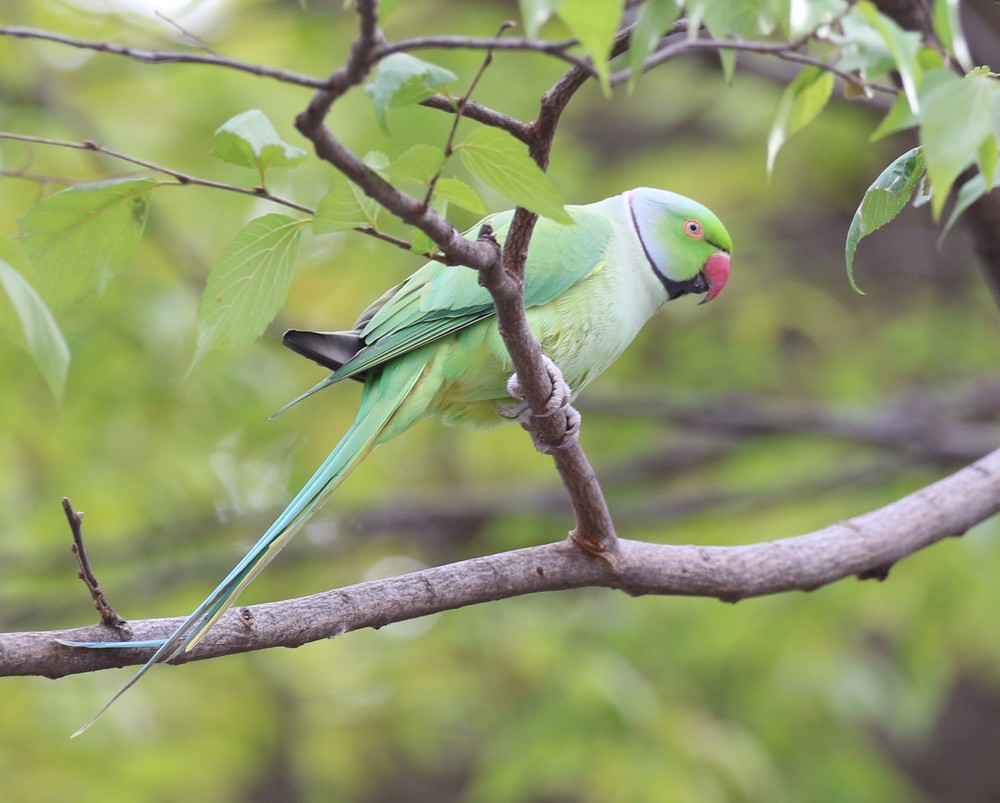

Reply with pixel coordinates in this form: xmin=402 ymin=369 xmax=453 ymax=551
xmin=70 ymin=187 xmax=732 ymax=735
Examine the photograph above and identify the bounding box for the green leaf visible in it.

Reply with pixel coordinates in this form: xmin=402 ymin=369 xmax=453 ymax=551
xmin=194 ymin=214 xmax=304 ymax=366
xmin=362 ymin=150 xmax=391 ymax=173
xmin=980 ymin=135 xmax=999 ymax=190
xmin=433 ymin=178 xmax=486 ymax=214
xmin=845 ymin=147 xmax=925 ymax=292
xmin=789 ymin=0 xmax=847 ymax=38
xmin=18 ymin=177 xmax=156 ymax=311
xmin=457 ymin=127 xmax=572 ymax=225
xmin=519 ymin=0 xmax=563 ymax=36
xmin=0 ymin=238 xmax=69 ymax=400
xmin=365 ymin=54 xmax=457 ymax=133
xmin=932 ymin=0 xmax=973 ymax=72
xmin=627 ymin=0 xmax=681 ymax=91
xmin=920 ymin=71 xmax=999 ymax=218
xmin=211 ymin=109 xmax=307 ymax=175
xmin=556 ymin=0 xmax=623 ymax=95
xmin=856 ymin=2 xmax=923 ymax=112
xmin=870 ymin=93 xmax=918 ymax=141
xmin=833 ymin=12 xmax=896 ymax=77
xmin=313 ymin=178 xmax=381 ymax=234
xmin=940 ymin=168 xmax=1000 ymax=242
xmin=766 ymin=66 xmax=835 ymax=176
xmin=388 ymin=144 xmax=446 ymax=185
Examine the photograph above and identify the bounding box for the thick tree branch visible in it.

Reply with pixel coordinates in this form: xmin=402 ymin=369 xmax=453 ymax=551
xmin=5 ymin=446 xmax=998 ymax=679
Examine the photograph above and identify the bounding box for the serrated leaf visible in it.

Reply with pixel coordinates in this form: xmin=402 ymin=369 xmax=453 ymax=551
xmin=856 ymin=2 xmax=923 ymax=113
xmin=0 ymin=238 xmax=69 ymax=400
xmin=845 ymin=147 xmax=925 ymax=291
xmin=556 ymin=0 xmax=623 ymax=95
xmin=211 ymin=109 xmax=307 ymax=175
xmin=18 ymin=177 xmax=155 ymax=311
xmin=920 ymin=71 xmax=999 ymax=218
xmin=388 ymin=144 xmax=446 ymax=185
xmin=767 ymin=66 xmax=835 ymax=176
xmin=313 ymin=179 xmax=380 ymax=234
xmin=433 ymin=178 xmax=486 ymax=214
xmin=193 ymin=214 xmax=304 ymax=366
xmin=627 ymin=0 xmax=681 ymax=91
xmin=365 ymin=54 xmax=457 ymax=133
xmin=458 ymin=128 xmax=572 ymax=225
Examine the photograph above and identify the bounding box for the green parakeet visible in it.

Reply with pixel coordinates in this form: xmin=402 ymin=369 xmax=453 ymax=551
xmin=69 ymin=187 xmax=732 ymax=733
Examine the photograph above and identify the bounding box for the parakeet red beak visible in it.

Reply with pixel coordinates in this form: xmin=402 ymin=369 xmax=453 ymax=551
xmin=698 ymin=250 xmax=731 ymax=304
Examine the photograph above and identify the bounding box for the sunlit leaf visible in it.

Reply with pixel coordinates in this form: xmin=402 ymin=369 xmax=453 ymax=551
xmin=211 ymin=109 xmax=307 ymax=175
xmin=845 ymin=147 xmax=925 ymax=291
xmin=363 ymin=150 xmax=391 ymax=173
xmin=920 ymin=71 xmax=999 ymax=218
xmin=365 ymin=54 xmax=457 ymax=133
xmin=193 ymin=214 xmax=304 ymax=366
xmin=0 ymin=238 xmax=69 ymax=400
xmin=767 ymin=66 xmax=835 ymax=176
xmin=457 ymin=127 xmax=572 ymax=225
xmin=313 ymin=178 xmax=380 ymax=233
xmin=627 ymin=0 xmax=681 ymax=91
xmin=433 ymin=178 xmax=486 ymax=214
xmin=789 ymin=0 xmax=847 ymax=38
xmin=18 ymin=177 xmax=156 ymax=311
xmin=556 ymin=0 xmax=623 ymax=94
xmin=389 ymin=144 xmax=446 ymax=185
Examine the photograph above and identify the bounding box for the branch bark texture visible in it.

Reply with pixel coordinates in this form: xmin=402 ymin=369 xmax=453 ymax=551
xmin=4 ymin=446 xmax=998 ymax=679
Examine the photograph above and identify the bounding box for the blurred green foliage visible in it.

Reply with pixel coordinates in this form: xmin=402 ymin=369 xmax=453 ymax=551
xmin=1 ymin=1 xmax=998 ymax=801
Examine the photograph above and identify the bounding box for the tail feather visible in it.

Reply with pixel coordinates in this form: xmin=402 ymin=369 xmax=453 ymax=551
xmin=72 ymin=365 xmax=425 ymax=737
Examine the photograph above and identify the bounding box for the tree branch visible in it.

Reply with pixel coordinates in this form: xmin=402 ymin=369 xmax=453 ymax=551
xmin=5 ymin=446 xmax=998 ymax=679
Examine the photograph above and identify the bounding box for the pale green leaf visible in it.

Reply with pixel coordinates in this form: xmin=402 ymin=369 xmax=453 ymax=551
xmin=194 ymin=214 xmax=304 ymax=366
xmin=0 ymin=238 xmax=69 ymax=400
xmin=433 ymin=177 xmax=486 ymax=214
xmin=519 ymin=0 xmax=563 ymax=36
xmin=940 ymin=169 xmax=1000 ymax=242
xmin=457 ymin=127 xmax=572 ymax=225
xmin=408 ymin=226 xmax=438 ymax=257
xmin=363 ymin=150 xmax=391 ymax=173
xmin=556 ymin=0 xmax=623 ymax=95
xmin=388 ymin=144 xmax=446 ymax=185
xmin=932 ymin=0 xmax=973 ymax=72
xmin=856 ymin=2 xmax=923 ymax=112
xmin=313 ymin=178 xmax=380 ymax=234
xmin=365 ymin=54 xmax=457 ymax=133
xmin=18 ymin=177 xmax=156 ymax=311
xmin=979 ymin=135 xmax=999 ymax=190
xmin=833 ymin=11 xmax=895 ymax=77
xmin=767 ymin=66 xmax=835 ymax=175
xmin=920 ymin=71 xmax=999 ymax=218
xmin=845 ymin=147 xmax=925 ymax=291
xmin=211 ymin=109 xmax=307 ymax=174
xmin=789 ymin=0 xmax=847 ymax=38
xmin=627 ymin=0 xmax=681 ymax=91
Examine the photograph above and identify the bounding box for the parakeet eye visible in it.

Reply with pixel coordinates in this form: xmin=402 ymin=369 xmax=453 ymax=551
xmin=684 ymin=219 xmax=704 ymax=238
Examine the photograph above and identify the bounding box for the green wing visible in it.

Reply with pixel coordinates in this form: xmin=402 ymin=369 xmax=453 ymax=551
xmin=332 ymin=206 xmax=612 ymax=381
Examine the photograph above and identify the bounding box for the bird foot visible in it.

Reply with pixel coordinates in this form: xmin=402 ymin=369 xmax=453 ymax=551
xmin=499 ymin=355 xmax=581 ymax=455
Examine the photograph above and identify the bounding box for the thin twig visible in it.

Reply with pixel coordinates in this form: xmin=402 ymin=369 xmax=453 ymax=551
xmin=61 ymin=498 xmax=127 ymax=629
xmin=422 ymin=21 xmax=514 ymax=211
xmin=0 ymin=131 xmax=313 ymax=214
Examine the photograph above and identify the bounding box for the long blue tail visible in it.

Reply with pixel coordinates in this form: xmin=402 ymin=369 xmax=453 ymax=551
xmin=70 ymin=364 xmax=425 ymax=737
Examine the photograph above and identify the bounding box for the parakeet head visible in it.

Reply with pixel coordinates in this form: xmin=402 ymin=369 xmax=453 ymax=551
xmin=627 ymin=188 xmax=732 ymax=303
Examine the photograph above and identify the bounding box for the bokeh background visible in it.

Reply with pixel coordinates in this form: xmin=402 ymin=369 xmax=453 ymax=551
xmin=2 ymin=1 xmax=999 ymax=801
